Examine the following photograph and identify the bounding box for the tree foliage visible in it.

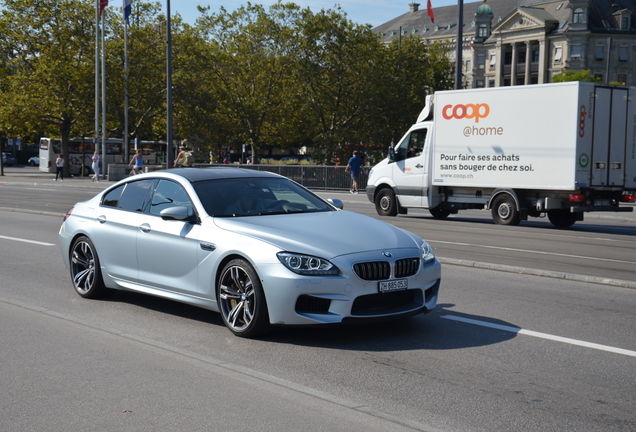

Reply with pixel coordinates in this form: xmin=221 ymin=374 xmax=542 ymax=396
xmin=551 ymin=69 xmax=602 ymax=83
xmin=0 ymin=0 xmax=455 ymax=164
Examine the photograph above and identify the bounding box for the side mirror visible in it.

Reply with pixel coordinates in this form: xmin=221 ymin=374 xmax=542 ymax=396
xmin=388 ymin=145 xmax=396 ymax=162
xmin=160 ymin=206 xmax=194 ymax=221
xmin=327 ymin=198 xmax=344 ymax=210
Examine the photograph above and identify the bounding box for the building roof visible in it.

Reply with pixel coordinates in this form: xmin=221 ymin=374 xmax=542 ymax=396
xmin=373 ymin=0 xmax=636 ymax=44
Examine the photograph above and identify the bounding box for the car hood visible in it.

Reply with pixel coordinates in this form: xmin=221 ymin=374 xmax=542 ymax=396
xmin=212 ymin=210 xmax=420 ymax=259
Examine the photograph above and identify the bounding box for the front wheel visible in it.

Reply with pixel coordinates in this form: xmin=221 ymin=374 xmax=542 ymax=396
xmin=70 ymin=236 xmax=113 ymax=298
xmin=375 ymin=188 xmax=398 ymax=216
xmin=218 ymin=259 xmax=270 ymax=338
xmin=491 ymin=195 xmax=520 ymax=226
xmin=547 ymin=209 xmax=577 ymax=228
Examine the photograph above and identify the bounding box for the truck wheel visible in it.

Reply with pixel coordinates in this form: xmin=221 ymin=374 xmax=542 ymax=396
xmin=429 ymin=207 xmax=451 ymax=220
xmin=375 ymin=188 xmax=398 ymax=216
xmin=491 ymin=195 xmax=520 ymax=226
xmin=547 ymin=210 xmax=577 ymax=228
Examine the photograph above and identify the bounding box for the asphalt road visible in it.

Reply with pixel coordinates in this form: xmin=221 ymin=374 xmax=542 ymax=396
xmin=2 ymin=166 xmax=635 ymax=286
xmin=1 ymin=209 xmax=635 ymax=431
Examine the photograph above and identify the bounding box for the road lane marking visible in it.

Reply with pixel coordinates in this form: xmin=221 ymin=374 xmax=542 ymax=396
xmin=430 ymin=240 xmax=636 ymax=265
xmin=441 ymin=315 xmax=636 ymax=358
xmin=0 ymin=235 xmax=55 ymax=246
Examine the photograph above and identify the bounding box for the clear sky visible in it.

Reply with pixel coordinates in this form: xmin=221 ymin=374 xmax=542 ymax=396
xmin=160 ymin=0 xmax=460 ymax=28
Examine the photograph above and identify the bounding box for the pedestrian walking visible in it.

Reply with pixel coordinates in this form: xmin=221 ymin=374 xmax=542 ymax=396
xmin=345 ymin=150 xmax=364 ymax=194
xmin=54 ymin=154 xmax=64 ymax=182
xmin=91 ymin=151 xmax=100 ymax=182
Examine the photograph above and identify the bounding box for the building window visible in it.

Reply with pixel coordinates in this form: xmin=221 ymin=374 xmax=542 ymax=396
xmin=477 ymin=54 xmax=485 ymax=69
xmin=489 ymin=53 xmax=497 ymax=68
xmin=618 ymin=74 xmax=627 ymax=84
xmin=476 ymin=80 xmax=485 ymax=88
xmin=622 ymin=17 xmax=629 ymax=30
xmin=595 ymin=45 xmax=604 ymax=61
xmin=518 ymin=50 xmax=526 ymax=63
xmin=554 ymin=46 xmax=563 ymax=62
xmin=573 ymin=8 xmax=584 ymax=24
xmin=504 ymin=51 xmax=512 ymax=65
xmin=570 ymin=44 xmax=582 ymax=60
xmin=594 ymin=73 xmax=603 ymax=81
xmin=619 ymin=46 xmax=629 ymax=62
xmin=478 ymin=24 xmax=488 ymax=38
xmin=532 ymin=49 xmax=540 ymax=62
xmin=489 ymin=79 xmax=495 ymax=87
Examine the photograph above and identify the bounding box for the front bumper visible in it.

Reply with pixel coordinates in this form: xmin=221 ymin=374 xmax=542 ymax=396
xmin=258 ymin=248 xmax=442 ymax=326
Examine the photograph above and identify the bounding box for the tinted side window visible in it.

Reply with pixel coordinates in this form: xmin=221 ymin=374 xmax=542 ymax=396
xmin=149 ymin=180 xmax=193 ymax=216
xmin=116 ymin=180 xmax=155 ymax=212
xmin=102 ymin=185 xmax=124 ymax=207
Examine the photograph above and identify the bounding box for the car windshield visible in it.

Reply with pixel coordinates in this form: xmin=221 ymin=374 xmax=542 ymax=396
xmin=193 ymin=177 xmax=334 ymax=217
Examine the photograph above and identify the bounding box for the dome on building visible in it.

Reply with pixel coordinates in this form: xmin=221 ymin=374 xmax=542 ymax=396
xmin=475 ymin=0 xmax=493 ymax=16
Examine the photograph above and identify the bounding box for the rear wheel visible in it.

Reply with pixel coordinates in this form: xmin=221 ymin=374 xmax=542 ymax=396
xmin=375 ymin=188 xmax=398 ymax=216
xmin=491 ymin=195 xmax=520 ymax=226
xmin=547 ymin=209 xmax=577 ymax=228
xmin=70 ymin=236 xmax=113 ymax=298
xmin=218 ymin=259 xmax=270 ymax=338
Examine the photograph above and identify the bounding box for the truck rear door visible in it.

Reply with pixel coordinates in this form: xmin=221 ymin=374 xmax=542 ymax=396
xmin=591 ymin=87 xmax=628 ymax=187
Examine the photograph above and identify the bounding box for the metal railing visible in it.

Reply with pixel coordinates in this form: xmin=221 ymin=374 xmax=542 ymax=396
xmin=201 ymin=163 xmax=368 ymax=191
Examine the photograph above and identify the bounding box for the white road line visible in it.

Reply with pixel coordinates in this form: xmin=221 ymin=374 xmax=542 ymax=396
xmin=0 ymin=235 xmax=55 ymax=246
xmin=441 ymin=315 xmax=636 ymax=358
xmin=430 ymin=240 xmax=636 ymax=265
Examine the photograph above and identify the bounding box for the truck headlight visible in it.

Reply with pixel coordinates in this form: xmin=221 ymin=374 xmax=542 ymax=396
xmin=277 ymin=252 xmax=340 ymax=276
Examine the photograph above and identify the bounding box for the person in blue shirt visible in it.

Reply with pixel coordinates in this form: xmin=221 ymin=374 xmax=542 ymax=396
xmin=129 ymin=149 xmax=144 ymax=175
xmin=345 ymin=150 xmax=364 ymax=194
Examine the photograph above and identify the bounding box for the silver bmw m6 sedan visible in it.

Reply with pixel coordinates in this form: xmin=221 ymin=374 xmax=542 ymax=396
xmin=59 ymin=167 xmax=441 ymax=337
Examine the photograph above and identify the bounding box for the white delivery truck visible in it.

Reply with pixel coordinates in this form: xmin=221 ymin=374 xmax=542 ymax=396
xmin=366 ymin=82 xmax=636 ymax=227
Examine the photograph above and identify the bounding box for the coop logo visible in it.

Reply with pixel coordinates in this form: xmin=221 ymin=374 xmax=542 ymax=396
xmin=442 ymin=103 xmax=490 ymax=123
xmin=579 ymin=105 xmax=587 ymax=137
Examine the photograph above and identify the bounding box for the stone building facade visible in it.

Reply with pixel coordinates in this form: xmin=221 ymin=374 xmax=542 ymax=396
xmin=373 ymin=0 xmax=636 ymax=87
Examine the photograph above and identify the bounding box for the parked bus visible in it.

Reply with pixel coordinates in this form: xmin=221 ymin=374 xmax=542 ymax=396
xmin=39 ymin=138 xmax=164 ymax=176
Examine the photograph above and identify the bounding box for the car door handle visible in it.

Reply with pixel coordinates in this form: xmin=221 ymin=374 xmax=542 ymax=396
xmin=97 ymin=215 xmax=106 ymax=224
xmin=415 ymin=164 xmax=424 ymax=168
xmin=139 ymin=223 xmax=151 ymax=233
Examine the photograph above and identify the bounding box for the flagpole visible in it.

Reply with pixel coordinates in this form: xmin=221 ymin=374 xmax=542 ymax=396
xmin=95 ymin=0 xmax=100 ymax=170
xmin=101 ymin=9 xmax=107 ymax=179
xmin=124 ymin=7 xmax=130 ymax=165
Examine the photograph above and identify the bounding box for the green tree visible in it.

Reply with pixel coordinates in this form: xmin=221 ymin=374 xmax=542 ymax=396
xmin=195 ymin=2 xmax=303 ymax=161
xmin=551 ymin=69 xmax=601 ymax=83
xmin=369 ymin=37 xmax=453 ymax=158
xmin=0 ymin=0 xmax=97 ymax=174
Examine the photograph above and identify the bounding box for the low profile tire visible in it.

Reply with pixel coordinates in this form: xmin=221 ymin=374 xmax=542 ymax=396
xmin=70 ymin=236 xmax=112 ymax=298
xmin=375 ymin=188 xmax=398 ymax=216
xmin=429 ymin=207 xmax=451 ymax=220
xmin=547 ymin=209 xmax=577 ymax=228
xmin=218 ymin=259 xmax=270 ymax=338
xmin=491 ymin=195 xmax=520 ymax=226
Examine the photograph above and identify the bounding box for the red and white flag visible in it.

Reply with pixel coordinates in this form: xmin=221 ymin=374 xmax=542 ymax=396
xmin=100 ymin=0 xmax=108 ymax=15
xmin=427 ymin=0 xmax=435 ymax=24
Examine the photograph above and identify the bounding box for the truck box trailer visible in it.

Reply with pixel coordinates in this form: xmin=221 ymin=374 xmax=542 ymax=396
xmin=366 ymin=82 xmax=635 ymax=227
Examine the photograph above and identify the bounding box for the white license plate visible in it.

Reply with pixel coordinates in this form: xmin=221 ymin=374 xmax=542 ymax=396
xmin=595 ymin=200 xmax=611 ymax=206
xmin=378 ymin=279 xmax=408 ymax=293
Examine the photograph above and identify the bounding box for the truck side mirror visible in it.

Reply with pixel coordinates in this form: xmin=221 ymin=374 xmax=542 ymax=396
xmin=388 ymin=145 xmax=396 ymax=162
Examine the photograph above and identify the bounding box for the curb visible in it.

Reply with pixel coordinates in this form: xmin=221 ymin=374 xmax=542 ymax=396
xmin=438 ymin=257 xmax=636 ymax=290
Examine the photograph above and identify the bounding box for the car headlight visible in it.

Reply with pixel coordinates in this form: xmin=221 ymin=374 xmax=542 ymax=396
xmin=277 ymin=252 xmax=340 ymax=276
xmin=420 ymin=241 xmax=436 ymax=265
